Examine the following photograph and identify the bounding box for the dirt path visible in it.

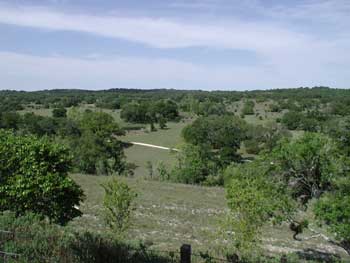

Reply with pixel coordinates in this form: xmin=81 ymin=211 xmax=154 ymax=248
xmin=129 ymin=142 xmax=180 ymax=152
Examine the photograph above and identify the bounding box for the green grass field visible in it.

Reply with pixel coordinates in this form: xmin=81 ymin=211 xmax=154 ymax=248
xmin=70 ymin=174 xmax=349 ymax=260
xmin=18 ymin=107 xmax=53 ymax=117
xmin=120 ymin=116 xmax=193 ymax=178
xmin=122 ymin=119 xmax=192 ymax=148
xmin=70 ymin=175 xmax=226 ymax=252
xmin=123 ymin=145 xmax=178 ymax=178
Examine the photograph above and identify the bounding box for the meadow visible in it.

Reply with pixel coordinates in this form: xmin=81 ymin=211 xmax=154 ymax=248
xmin=70 ymin=174 xmax=349 ymax=260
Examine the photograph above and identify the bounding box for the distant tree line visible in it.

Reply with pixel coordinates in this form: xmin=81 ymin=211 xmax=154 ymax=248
xmin=0 ymin=108 xmax=130 ymax=176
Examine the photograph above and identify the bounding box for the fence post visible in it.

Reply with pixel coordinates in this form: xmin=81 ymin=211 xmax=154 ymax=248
xmin=180 ymin=244 xmax=191 ymax=263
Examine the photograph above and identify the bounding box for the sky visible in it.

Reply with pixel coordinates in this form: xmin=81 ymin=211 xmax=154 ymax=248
xmin=0 ymin=0 xmax=349 ymax=91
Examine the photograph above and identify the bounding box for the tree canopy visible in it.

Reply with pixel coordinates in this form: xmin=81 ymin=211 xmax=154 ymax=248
xmin=225 ymin=133 xmax=350 ymax=253
xmin=0 ymin=130 xmax=84 ymax=225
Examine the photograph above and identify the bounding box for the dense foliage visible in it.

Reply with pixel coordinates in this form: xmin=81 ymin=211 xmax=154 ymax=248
xmin=0 ymin=109 xmax=129 ymax=175
xmin=69 ymin=110 xmax=128 ymax=175
xmin=120 ymin=100 xmax=179 ymax=124
xmin=225 ymin=133 xmax=350 ymax=253
xmin=0 ymin=130 xmax=84 ymax=225
xmin=182 ymin=115 xmax=247 ymax=165
xmin=225 ymin=161 xmax=295 ymax=251
xmin=172 ymin=115 xmax=247 ymax=185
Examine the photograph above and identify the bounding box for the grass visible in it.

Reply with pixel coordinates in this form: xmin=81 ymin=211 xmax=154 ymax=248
xmin=124 ymin=145 xmax=178 ymax=178
xmin=119 ymin=115 xmax=193 ymax=178
xmin=122 ymin=119 xmax=192 ymax=149
xmin=70 ymin=174 xmax=350 ymax=260
xmin=18 ymin=107 xmax=53 ymax=117
xmin=70 ymin=174 xmax=226 ymax=253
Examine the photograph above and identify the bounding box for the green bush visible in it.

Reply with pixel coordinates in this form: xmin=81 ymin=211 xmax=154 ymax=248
xmin=0 ymin=130 xmax=84 ymax=225
xmin=102 ymin=178 xmax=137 ymax=237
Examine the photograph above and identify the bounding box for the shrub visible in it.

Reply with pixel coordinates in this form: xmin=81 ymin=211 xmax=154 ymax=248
xmin=102 ymin=178 xmax=137 ymax=237
xmin=157 ymin=161 xmax=169 ymax=181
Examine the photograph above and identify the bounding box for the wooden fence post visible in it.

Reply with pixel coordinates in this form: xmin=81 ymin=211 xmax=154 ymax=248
xmin=180 ymin=244 xmax=191 ymax=263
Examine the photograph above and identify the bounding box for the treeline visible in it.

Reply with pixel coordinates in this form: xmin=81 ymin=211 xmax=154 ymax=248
xmin=0 ymin=109 xmax=129 ymax=175
xmin=3 ymin=86 xmax=350 ymax=111
xmin=3 ymin=87 xmax=350 ymax=122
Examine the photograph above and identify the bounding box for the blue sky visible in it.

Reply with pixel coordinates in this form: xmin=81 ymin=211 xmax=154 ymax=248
xmin=0 ymin=0 xmax=349 ymax=90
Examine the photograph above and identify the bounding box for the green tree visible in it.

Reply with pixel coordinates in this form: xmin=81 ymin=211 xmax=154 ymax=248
xmin=281 ymin=111 xmax=303 ymax=130
xmin=0 ymin=130 xmax=84 ymax=225
xmin=269 ymin=133 xmax=344 ymax=202
xmin=52 ymin=107 xmax=67 ymax=118
xmin=225 ymin=161 xmax=295 ymax=252
xmin=314 ymin=178 xmax=350 ymax=254
xmin=182 ymin=115 xmax=247 ymax=166
xmin=225 ymin=133 xmax=350 ymax=253
xmin=0 ymin=112 xmax=21 ymax=129
xmin=174 ymin=115 xmax=247 ymax=185
xmin=102 ymin=178 xmax=137 ymax=237
xmin=20 ymin=113 xmax=58 ymax=136
xmin=171 ymin=144 xmax=217 ymax=184
xmin=245 ymin=123 xmax=291 ymax=154
xmin=71 ymin=111 xmax=128 ymax=175
xmin=158 ymin=116 xmax=167 ymax=129
xmin=323 ymin=117 xmax=350 ymax=156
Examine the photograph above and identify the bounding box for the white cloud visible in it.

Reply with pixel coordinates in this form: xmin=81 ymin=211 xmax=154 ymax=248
xmin=0 ymin=5 xmax=310 ymax=54
xmin=0 ymin=51 xmax=345 ymax=91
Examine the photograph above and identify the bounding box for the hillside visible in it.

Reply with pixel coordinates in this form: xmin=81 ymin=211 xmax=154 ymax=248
xmin=70 ymin=175 xmax=349 ymax=260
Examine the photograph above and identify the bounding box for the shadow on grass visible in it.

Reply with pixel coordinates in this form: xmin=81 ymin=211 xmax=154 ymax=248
xmin=296 ymin=248 xmax=341 ymax=263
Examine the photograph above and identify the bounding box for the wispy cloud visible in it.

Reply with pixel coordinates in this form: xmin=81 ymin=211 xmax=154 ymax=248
xmin=168 ymin=0 xmax=219 ymax=10
xmin=0 ymin=5 xmax=310 ymax=53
